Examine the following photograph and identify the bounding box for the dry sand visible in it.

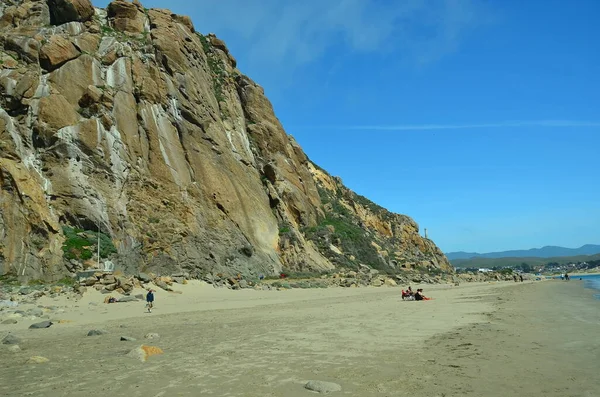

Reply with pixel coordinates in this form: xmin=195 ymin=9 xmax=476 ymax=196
xmin=0 ymin=279 xmax=598 ymax=397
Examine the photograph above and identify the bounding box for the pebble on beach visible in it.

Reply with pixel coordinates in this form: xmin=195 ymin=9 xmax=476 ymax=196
xmin=26 ymin=356 xmax=49 ymax=364
xmin=87 ymin=329 xmax=109 ymax=336
xmin=304 ymin=380 xmax=342 ymax=394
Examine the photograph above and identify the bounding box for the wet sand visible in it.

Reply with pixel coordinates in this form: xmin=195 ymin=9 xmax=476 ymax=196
xmin=0 ymin=279 xmax=597 ymax=396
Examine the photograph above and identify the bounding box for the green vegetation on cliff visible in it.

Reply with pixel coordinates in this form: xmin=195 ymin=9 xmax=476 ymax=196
xmin=62 ymin=226 xmax=117 ymax=261
xmin=304 ymin=185 xmax=395 ymax=273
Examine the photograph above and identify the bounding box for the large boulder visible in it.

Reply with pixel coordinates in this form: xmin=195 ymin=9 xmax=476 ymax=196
xmin=47 ymin=0 xmax=95 ymax=25
xmin=39 ymin=36 xmax=80 ymax=71
xmin=107 ymin=1 xmax=146 ymax=34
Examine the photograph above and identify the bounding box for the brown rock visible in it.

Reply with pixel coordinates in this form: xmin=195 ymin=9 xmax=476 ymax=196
xmin=8 ymin=70 xmax=40 ymax=101
xmin=126 ymin=345 xmax=164 ymax=362
xmin=107 ymin=1 xmax=147 ymax=34
xmin=0 ymin=56 xmax=18 ymax=69
xmin=39 ymin=36 xmax=80 ymax=71
xmin=72 ymin=33 xmax=100 ymax=54
xmin=79 ymin=85 xmax=103 ymax=108
xmin=48 ymin=0 xmax=95 ymax=25
xmin=172 ymin=14 xmax=194 ymax=32
xmin=101 ymin=275 xmax=116 ymax=285
xmin=209 ymin=36 xmax=229 ymax=53
xmin=154 ymin=280 xmax=171 ymax=291
xmin=49 ymin=54 xmax=102 ymax=106
xmin=0 ymin=1 xmax=50 ymax=29
xmin=38 ymin=94 xmax=79 ymax=139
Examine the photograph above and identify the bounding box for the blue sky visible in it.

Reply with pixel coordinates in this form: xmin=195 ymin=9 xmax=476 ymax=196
xmin=94 ymin=0 xmax=599 ymax=253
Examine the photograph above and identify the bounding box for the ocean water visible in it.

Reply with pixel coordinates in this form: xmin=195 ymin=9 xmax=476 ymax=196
xmin=575 ymin=274 xmax=600 ymax=300
xmin=553 ymin=274 xmax=600 ymax=299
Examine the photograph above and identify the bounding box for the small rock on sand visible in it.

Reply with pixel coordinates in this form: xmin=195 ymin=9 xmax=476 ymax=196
xmin=27 ymin=308 xmax=44 ymax=317
xmin=87 ymin=329 xmax=109 ymax=336
xmin=6 ymin=344 xmax=21 ymax=353
xmin=2 ymin=334 xmax=21 ymax=345
xmin=117 ymin=296 xmax=138 ymax=303
xmin=144 ymin=333 xmax=160 ymax=340
xmin=121 ymin=336 xmax=137 ymax=341
xmin=29 ymin=321 xmax=53 ymax=329
xmin=304 ymin=380 xmax=342 ymax=394
xmin=2 ymin=319 xmax=18 ymax=325
xmin=26 ymin=356 xmax=49 ymax=364
xmin=126 ymin=345 xmax=164 ymax=362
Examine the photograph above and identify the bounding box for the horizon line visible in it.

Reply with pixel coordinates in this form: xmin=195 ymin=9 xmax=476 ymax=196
xmin=445 ymin=243 xmax=600 ymax=255
xmin=291 ymin=120 xmax=600 ymax=131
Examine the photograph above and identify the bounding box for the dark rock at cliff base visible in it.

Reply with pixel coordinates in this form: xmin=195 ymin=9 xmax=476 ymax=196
xmin=47 ymin=0 xmax=95 ymax=25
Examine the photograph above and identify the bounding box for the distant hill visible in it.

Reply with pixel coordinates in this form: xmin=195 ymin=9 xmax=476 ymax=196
xmin=451 ymin=253 xmax=600 ymax=269
xmin=446 ymin=244 xmax=600 ymax=261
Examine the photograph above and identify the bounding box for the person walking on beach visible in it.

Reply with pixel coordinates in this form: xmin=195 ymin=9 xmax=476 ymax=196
xmin=146 ymin=289 xmax=155 ymax=313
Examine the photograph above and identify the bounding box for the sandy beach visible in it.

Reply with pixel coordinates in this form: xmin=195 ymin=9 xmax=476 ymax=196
xmin=1 ymin=279 xmax=598 ymax=397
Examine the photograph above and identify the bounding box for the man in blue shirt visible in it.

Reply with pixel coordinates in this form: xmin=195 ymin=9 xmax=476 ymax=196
xmin=146 ymin=289 xmax=155 ymax=313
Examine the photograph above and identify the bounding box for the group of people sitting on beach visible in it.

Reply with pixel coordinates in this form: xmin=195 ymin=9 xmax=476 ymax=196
xmin=401 ymin=286 xmax=431 ymax=301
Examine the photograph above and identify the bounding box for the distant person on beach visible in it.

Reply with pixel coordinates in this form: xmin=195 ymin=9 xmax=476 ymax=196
xmin=513 ymin=275 xmax=518 ymax=282
xmin=565 ymin=273 xmax=570 ymax=281
xmin=414 ymin=288 xmax=431 ymax=301
xmin=519 ymin=275 xmax=524 ymax=282
xmin=146 ymin=289 xmax=155 ymax=313
xmin=402 ymin=286 xmax=414 ymax=300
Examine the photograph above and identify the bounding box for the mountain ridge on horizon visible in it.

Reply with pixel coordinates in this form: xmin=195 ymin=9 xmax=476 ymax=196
xmin=446 ymin=244 xmax=600 ymax=260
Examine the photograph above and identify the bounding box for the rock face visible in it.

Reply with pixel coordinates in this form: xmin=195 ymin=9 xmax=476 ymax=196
xmin=47 ymin=0 xmax=95 ymax=25
xmin=39 ymin=36 xmax=81 ymax=71
xmin=0 ymin=0 xmax=453 ymax=282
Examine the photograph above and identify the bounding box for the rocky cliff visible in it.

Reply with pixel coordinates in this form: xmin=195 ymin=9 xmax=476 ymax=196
xmin=0 ymin=0 xmax=453 ymax=281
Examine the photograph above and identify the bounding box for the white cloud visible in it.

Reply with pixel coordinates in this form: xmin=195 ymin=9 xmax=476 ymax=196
xmin=187 ymin=0 xmax=489 ymax=70
xmin=94 ymin=0 xmax=491 ymax=93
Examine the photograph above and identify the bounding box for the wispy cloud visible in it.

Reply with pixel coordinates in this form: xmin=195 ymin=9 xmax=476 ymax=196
xmin=93 ymin=0 xmax=493 ymax=93
xmin=294 ymin=120 xmax=600 ymax=131
xmin=182 ymin=0 xmax=490 ymax=71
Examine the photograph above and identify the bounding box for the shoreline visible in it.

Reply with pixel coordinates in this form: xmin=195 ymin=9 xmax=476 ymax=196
xmin=405 ymin=279 xmax=600 ymax=396
xmin=2 ymin=278 xmax=597 ymax=396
